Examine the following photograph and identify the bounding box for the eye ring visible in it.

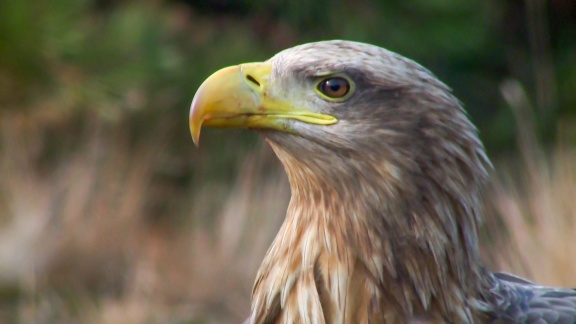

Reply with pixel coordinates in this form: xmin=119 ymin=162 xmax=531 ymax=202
xmin=316 ymin=77 xmax=353 ymax=101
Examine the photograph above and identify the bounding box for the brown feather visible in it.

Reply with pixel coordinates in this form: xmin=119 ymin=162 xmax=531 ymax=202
xmin=214 ymin=41 xmax=576 ymax=323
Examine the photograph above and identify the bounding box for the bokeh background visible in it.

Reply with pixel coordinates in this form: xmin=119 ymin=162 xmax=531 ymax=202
xmin=1 ymin=0 xmax=575 ymax=322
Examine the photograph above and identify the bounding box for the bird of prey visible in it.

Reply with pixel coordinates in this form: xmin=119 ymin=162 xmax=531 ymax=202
xmin=189 ymin=40 xmax=576 ymax=323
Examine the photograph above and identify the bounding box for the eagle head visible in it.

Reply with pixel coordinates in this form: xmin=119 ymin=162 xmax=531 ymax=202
xmin=189 ymin=40 xmax=494 ymax=323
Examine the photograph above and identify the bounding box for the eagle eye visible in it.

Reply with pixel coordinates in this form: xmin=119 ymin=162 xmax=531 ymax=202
xmin=316 ymin=77 xmax=352 ymax=100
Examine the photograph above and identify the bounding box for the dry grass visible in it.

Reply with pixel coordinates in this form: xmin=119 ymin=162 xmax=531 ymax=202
xmin=484 ymin=146 xmax=576 ymax=287
xmin=481 ymin=80 xmax=576 ymax=286
xmin=0 ymin=111 xmax=289 ymax=323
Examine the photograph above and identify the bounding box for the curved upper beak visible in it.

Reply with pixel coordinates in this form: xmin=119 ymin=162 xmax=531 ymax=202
xmin=189 ymin=62 xmax=337 ymax=146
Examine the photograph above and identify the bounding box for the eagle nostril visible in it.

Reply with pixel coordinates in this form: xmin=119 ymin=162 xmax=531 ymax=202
xmin=245 ymin=74 xmax=260 ymax=88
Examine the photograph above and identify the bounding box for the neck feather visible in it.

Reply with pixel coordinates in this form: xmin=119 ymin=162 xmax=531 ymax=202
xmin=251 ymin=141 xmax=493 ymax=323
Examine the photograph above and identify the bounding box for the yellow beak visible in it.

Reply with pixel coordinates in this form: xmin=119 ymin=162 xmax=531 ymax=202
xmin=189 ymin=62 xmax=338 ymax=146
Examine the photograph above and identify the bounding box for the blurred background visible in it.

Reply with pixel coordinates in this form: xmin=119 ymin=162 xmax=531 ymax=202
xmin=0 ymin=0 xmax=575 ymax=322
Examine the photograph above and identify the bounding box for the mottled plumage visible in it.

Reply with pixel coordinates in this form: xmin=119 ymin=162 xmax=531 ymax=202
xmin=190 ymin=40 xmax=576 ymax=323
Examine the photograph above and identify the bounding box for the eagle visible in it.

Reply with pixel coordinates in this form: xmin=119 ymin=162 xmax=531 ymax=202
xmin=189 ymin=41 xmax=576 ymax=323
